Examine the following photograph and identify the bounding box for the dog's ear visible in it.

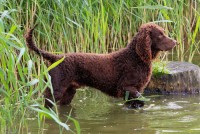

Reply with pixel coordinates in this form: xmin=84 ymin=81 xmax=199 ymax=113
xmin=135 ymin=29 xmax=152 ymax=63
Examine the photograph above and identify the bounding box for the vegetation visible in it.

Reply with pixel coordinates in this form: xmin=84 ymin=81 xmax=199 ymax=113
xmin=0 ymin=0 xmax=199 ymax=133
xmin=152 ymin=61 xmax=170 ymax=76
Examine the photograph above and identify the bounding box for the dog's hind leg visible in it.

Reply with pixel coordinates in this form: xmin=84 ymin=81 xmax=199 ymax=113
xmin=59 ymin=82 xmax=79 ymax=105
xmin=44 ymin=66 xmax=70 ymax=108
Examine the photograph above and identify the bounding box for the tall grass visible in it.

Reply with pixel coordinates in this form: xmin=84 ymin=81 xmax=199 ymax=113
xmin=3 ymin=0 xmax=199 ymax=58
xmin=0 ymin=0 xmax=200 ymax=133
xmin=0 ymin=7 xmax=79 ymax=134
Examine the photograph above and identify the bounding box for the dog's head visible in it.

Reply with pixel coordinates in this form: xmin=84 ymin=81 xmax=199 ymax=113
xmin=135 ymin=23 xmax=177 ymax=63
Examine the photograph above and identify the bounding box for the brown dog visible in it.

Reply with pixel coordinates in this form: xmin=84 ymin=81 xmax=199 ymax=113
xmin=26 ymin=23 xmax=177 ymax=108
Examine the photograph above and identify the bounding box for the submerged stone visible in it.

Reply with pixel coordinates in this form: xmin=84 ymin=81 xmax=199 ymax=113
xmin=145 ymin=62 xmax=200 ymax=94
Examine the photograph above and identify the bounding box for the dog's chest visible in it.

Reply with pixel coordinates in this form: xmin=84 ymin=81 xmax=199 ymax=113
xmin=141 ymin=65 xmax=152 ymax=88
xmin=125 ymin=64 xmax=152 ymax=88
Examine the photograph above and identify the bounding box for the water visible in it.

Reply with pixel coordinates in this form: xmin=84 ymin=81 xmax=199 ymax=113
xmin=28 ymin=89 xmax=200 ymax=134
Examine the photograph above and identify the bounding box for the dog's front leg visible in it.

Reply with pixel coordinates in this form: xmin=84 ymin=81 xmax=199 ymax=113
xmin=123 ymin=86 xmax=145 ymax=108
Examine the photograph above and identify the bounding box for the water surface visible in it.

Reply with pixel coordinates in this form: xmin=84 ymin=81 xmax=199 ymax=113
xmin=29 ymin=89 xmax=200 ymax=134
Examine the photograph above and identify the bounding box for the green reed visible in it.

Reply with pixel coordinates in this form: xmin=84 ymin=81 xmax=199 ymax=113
xmin=3 ymin=0 xmax=199 ymax=57
xmin=0 ymin=0 xmax=200 ymax=133
xmin=0 ymin=9 xmax=79 ymax=134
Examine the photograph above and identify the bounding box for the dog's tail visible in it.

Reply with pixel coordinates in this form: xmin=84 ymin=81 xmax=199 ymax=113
xmin=25 ymin=26 xmax=58 ymax=63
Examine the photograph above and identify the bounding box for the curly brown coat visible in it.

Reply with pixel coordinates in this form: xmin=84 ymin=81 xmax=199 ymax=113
xmin=26 ymin=23 xmax=177 ymax=108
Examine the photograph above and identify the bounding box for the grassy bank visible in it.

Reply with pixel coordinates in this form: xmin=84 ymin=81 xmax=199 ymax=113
xmin=0 ymin=0 xmax=200 ymax=133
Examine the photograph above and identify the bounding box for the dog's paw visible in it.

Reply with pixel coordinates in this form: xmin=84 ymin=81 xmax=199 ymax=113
xmin=125 ymin=100 xmax=145 ymax=109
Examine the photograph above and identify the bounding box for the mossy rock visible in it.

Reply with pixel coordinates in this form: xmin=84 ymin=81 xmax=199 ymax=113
xmin=145 ymin=62 xmax=200 ymax=94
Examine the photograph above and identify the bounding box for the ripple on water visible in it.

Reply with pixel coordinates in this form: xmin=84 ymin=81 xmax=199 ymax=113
xmin=144 ymin=102 xmax=183 ymax=111
xmin=165 ymin=102 xmax=183 ymax=109
xmin=161 ymin=130 xmax=183 ymax=133
xmin=177 ymin=115 xmax=196 ymax=123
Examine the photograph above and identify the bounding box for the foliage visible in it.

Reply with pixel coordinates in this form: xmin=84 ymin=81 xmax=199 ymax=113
xmin=152 ymin=61 xmax=170 ymax=77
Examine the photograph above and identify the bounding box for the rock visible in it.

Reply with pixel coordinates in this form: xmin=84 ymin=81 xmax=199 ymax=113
xmin=145 ymin=62 xmax=200 ymax=94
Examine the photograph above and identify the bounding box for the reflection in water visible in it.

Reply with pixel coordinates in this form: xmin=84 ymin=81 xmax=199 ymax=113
xmin=70 ymin=88 xmax=114 ymax=120
xmin=28 ymin=88 xmax=200 ymax=134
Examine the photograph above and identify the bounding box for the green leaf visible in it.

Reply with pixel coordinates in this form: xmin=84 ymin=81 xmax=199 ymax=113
xmin=30 ymin=107 xmax=70 ymax=131
xmin=46 ymin=56 xmax=65 ymax=72
xmin=0 ymin=18 xmax=5 ymax=33
xmin=26 ymin=79 xmax=39 ymax=86
xmin=125 ymin=91 xmax=129 ymax=101
xmin=66 ymin=17 xmax=82 ymax=28
xmin=0 ymin=88 xmax=9 ymax=97
xmin=5 ymin=25 xmax=17 ymax=39
xmin=132 ymin=5 xmax=173 ymax=10
xmin=16 ymin=47 xmax=25 ymax=65
xmin=68 ymin=116 xmax=81 ymax=134
xmin=0 ymin=35 xmax=21 ymax=50
xmin=4 ymin=33 xmax=23 ymax=47
xmin=192 ymin=16 xmax=200 ymax=44
xmin=126 ymin=96 xmax=151 ymax=102
xmin=124 ymin=94 xmax=151 ymax=104
xmin=27 ymin=60 xmax=33 ymax=75
xmin=153 ymin=20 xmax=173 ymax=23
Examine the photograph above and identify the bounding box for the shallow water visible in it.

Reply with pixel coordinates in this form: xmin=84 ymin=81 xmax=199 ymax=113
xmin=28 ymin=89 xmax=200 ymax=134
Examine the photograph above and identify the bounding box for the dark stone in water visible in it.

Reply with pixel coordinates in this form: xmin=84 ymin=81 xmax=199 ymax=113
xmin=145 ymin=61 xmax=200 ymax=94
